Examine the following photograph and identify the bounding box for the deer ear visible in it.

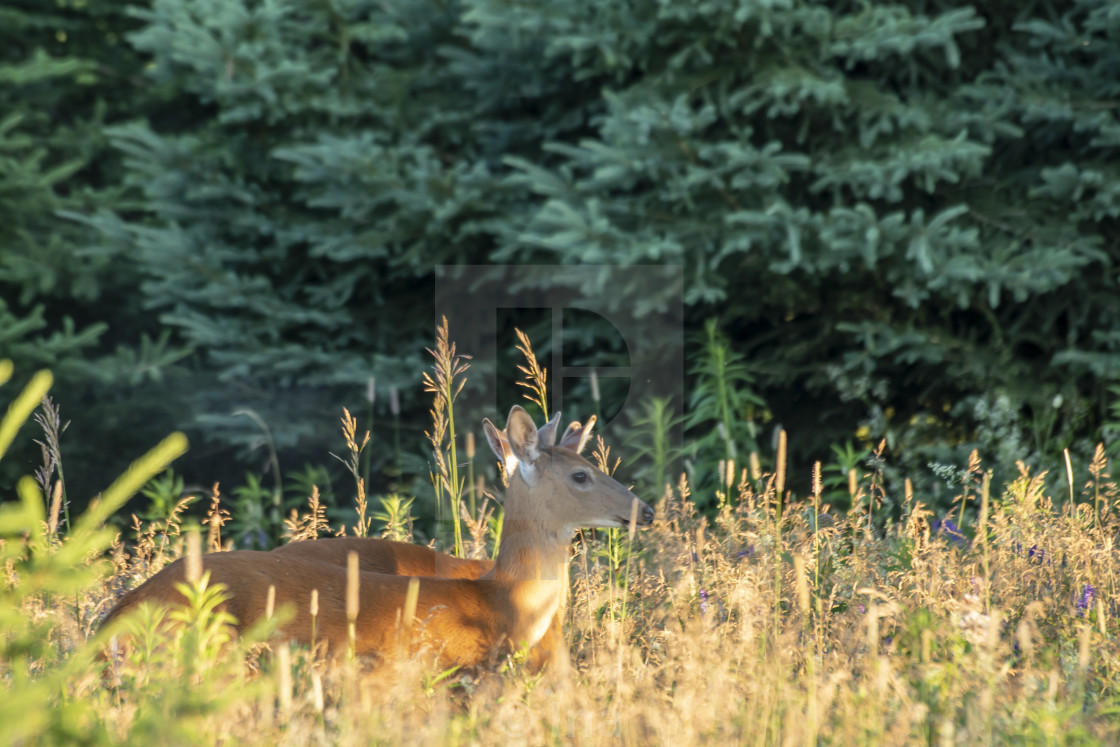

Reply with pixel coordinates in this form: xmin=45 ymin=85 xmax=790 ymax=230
xmin=537 ymin=411 xmax=562 ymax=448
xmin=558 ymin=414 xmax=596 ymax=454
xmin=482 ymin=419 xmax=504 ymax=458
xmin=482 ymin=418 xmax=519 ymax=478
xmin=505 ymin=406 xmax=542 ymax=481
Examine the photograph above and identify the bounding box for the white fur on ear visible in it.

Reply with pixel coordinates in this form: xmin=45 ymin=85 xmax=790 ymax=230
xmin=501 ymin=449 xmax=519 ymax=477
xmin=482 ymin=419 xmax=519 ymax=477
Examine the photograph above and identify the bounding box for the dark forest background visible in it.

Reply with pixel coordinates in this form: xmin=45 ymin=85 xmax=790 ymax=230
xmin=3 ymin=0 xmax=1119 ymax=531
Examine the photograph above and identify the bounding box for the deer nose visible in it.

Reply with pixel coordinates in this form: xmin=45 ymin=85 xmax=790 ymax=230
xmin=640 ymin=504 xmax=655 ymax=525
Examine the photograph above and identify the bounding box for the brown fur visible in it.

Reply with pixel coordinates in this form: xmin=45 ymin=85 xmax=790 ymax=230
xmin=274 ymin=536 xmax=492 ymax=579
xmin=102 ymin=538 xmax=567 ymax=669
xmin=100 ymin=407 xmax=651 ymax=670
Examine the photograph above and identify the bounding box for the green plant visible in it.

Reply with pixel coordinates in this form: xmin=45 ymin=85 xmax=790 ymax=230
xmin=285 ymin=464 xmax=334 ymax=510
xmin=1103 ymin=384 xmax=1120 ymax=459
xmin=373 ymin=494 xmax=415 ymax=543
xmin=227 ymin=473 xmax=275 ymax=549
xmin=138 ymin=469 xmax=185 ymax=523
xmin=631 ymin=396 xmax=684 ymax=497
xmin=684 ymin=319 xmax=769 ymax=502
xmin=0 ymin=361 xmax=188 ymax=745
xmin=113 ymin=570 xmax=238 ymax=683
xmin=822 ymin=440 xmax=872 ymax=510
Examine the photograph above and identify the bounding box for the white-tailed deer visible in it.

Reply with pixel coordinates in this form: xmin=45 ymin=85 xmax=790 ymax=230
xmin=269 ymin=412 xmax=596 ymax=668
xmin=269 ymin=411 xmax=596 ymax=574
xmin=101 ymin=407 xmax=650 ymax=670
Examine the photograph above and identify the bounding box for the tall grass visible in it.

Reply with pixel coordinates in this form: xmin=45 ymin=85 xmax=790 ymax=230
xmin=422 ymin=316 xmax=471 ymax=556
xmin=4 ymin=342 xmax=1120 ymax=745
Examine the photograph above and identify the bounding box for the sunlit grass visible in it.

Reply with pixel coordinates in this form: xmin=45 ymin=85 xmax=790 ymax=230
xmin=4 ymin=346 xmax=1120 ymax=745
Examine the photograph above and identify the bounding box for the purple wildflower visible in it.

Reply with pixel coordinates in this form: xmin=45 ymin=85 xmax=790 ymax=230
xmin=1077 ymin=584 xmax=1095 ymax=617
xmin=699 ymin=588 xmax=709 ymax=615
xmin=932 ymin=517 xmax=966 ymax=544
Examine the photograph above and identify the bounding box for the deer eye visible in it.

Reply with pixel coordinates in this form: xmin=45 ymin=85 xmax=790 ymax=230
xmin=571 ymin=471 xmax=589 ymax=484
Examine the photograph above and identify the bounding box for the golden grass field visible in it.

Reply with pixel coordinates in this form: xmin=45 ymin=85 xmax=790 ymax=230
xmin=3 ymin=344 xmax=1119 ymax=745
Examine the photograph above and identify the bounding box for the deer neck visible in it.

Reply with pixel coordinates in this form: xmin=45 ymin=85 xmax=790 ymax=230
xmin=487 ymin=476 xmax=572 ymax=650
xmin=491 ymin=518 xmax=572 ymax=583
xmin=489 ymin=471 xmax=572 ymax=585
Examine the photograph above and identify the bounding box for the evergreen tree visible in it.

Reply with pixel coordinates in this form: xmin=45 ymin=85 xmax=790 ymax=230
xmin=485 ymin=0 xmax=1120 ymax=496
xmin=57 ymin=0 xmax=1120 ymax=509
xmin=0 ymin=0 xmax=191 ymax=500
xmin=76 ymin=0 xmax=619 ymax=492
